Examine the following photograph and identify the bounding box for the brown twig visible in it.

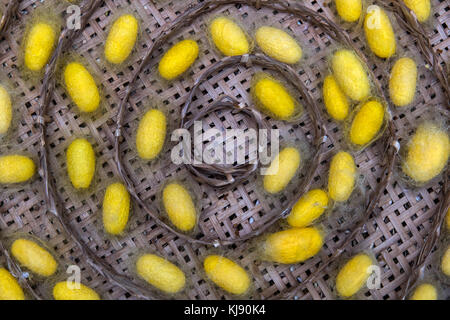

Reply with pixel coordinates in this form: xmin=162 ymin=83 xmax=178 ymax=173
xmin=0 ymin=0 xmax=20 ymax=37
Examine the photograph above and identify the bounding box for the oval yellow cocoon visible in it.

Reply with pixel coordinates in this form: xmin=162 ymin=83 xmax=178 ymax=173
xmin=263 ymin=227 xmax=323 ymax=264
xmin=66 ymin=138 xmax=96 ymax=189
xmin=102 ymin=182 xmax=130 ymax=235
xmin=11 ymin=239 xmax=58 ymax=277
xmin=364 ymin=6 xmax=396 ymax=58
xmin=336 ymin=253 xmax=373 ymax=297
xmin=204 ymin=255 xmax=251 ymax=295
xmin=331 ymin=49 xmax=370 ymax=101
xmin=158 ymin=40 xmax=199 ymax=80
xmin=0 ymin=155 xmax=35 ymax=184
xmin=402 ymin=123 xmax=449 ymax=183
xmin=410 ymin=283 xmax=438 ymax=300
xmin=162 ymin=183 xmax=197 ymax=232
xmin=136 ymin=254 xmax=186 ymax=294
xmin=328 ymin=151 xmax=356 ymax=202
xmin=136 ymin=109 xmax=167 ymax=160
xmin=53 ymin=281 xmax=100 ymax=300
xmin=403 ymin=0 xmax=431 ymax=22
xmin=323 ymin=74 xmax=349 ymax=121
xmin=210 ymin=17 xmax=249 ymax=56
xmin=263 ymin=147 xmax=301 ymax=194
xmin=287 ymin=189 xmax=329 ymax=228
xmin=64 ymin=62 xmax=100 ymax=113
xmin=255 ymin=26 xmax=302 ymax=64
xmin=0 ymin=268 xmax=25 ymax=300
xmin=105 ymin=14 xmax=139 ymax=64
xmin=253 ymin=74 xmax=297 ymax=120
xmin=0 ymin=85 xmax=12 ymax=134
xmin=24 ymin=22 xmax=57 ymax=71
xmin=389 ymin=57 xmax=417 ymax=107
xmin=442 ymin=246 xmax=450 ymax=277
xmin=335 ymin=0 xmax=362 ymax=22
xmin=349 ymin=100 xmax=385 ymax=146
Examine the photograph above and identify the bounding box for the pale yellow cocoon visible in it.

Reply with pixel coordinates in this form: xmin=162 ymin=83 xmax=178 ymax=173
xmin=210 ymin=17 xmax=249 ymax=56
xmin=335 ymin=0 xmax=362 ymax=22
xmin=24 ymin=22 xmax=57 ymax=71
xmin=410 ymin=283 xmax=438 ymax=300
xmin=287 ymin=189 xmax=329 ymax=228
xmin=255 ymin=26 xmax=302 ymax=64
xmin=64 ymin=62 xmax=100 ymax=112
xmin=102 ymin=182 xmax=130 ymax=235
xmin=53 ymin=282 xmax=100 ymax=300
xmin=158 ymin=40 xmax=199 ymax=80
xmin=323 ymin=74 xmax=349 ymax=121
xmin=328 ymin=151 xmax=356 ymax=202
xmin=402 ymin=123 xmax=449 ymax=183
xmin=11 ymin=239 xmax=58 ymax=277
xmin=364 ymin=6 xmax=396 ymax=58
xmin=0 ymin=85 xmax=12 ymax=134
xmin=105 ymin=14 xmax=139 ymax=64
xmin=403 ymin=0 xmax=431 ymax=22
xmin=163 ymin=183 xmax=197 ymax=232
xmin=66 ymin=138 xmax=96 ymax=189
xmin=0 ymin=268 xmax=25 ymax=300
xmin=204 ymin=255 xmax=251 ymax=295
xmin=136 ymin=254 xmax=186 ymax=294
xmin=263 ymin=227 xmax=323 ymax=264
xmin=349 ymin=100 xmax=385 ymax=146
xmin=336 ymin=253 xmax=373 ymax=298
xmin=389 ymin=57 xmax=417 ymax=107
xmin=263 ymin=147 xmax=301 ymax=194
xmin=136 ymin=109 xmax=167 ymax=160
xmin=0 ymin=155 xmax=35 ymax=184
xmin=442 ymin=246 xmax=450 ymax=277
xmin=253 ymin=74 xmax=297 ymax=120
xmin=331 ymin=49 xmax=370 ymax=101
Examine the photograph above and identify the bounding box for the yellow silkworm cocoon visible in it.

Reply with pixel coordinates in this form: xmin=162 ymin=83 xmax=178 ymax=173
xmin=24 ymin=22 xmax=57 ymax=71
xmin=328 ymin=151 xmax=356 ymax=202
xmin=136 ymin=254 xmax=186 ymax=294
xmin=410 ymin=283 xmax=438 ymax=300
xmin=209 ymin=17 xmax=249 ymax=56
xmin=204 ymin=255 xmax=251 ymax=295
xmin=331 ymin=49 xmax=370 ymax=101
xmin=287 ymin=189 xmax=329 ymax=228
xmin=136 ymin=109 xmax=167 ymax=160
xmin=64 ymin=62 xmax=100 ymax=112
xmin=263 ymin=227 xmax=323 ymax=264
xmin=11 ymin=239 xmax=58 ymax=277
xmin=336 ymin=253 xmax=373 ymax=298
xmin=0 ymin=85 xmax=12 ymax=134
xmin=105 ymin=14 xmax=139 ymax=64
xmin=255 ymin=26 xmax=302 ymax=64
xmin=263 ymin=147 xmax=301 ymax=194
xmin=53 ymin=282 xmax=100 ymax=300
xmin=252 ymin=74 xmax=297 ymax=120
xmin=389 ymin=57 xmax=417 ymax=107
xmin=323 ymin=74 xmax=349 ymax=121
xmin=364 ymin=6 xmax=396 ymax=58
xmin=162 ymin=183 xmax=197 ymax=232
xmin=158 ymin=40 xmax=199 ymax=80
xmin=102 ymin=182 xmax=130 ymax=235
xmin=0 ymin=155 xmax=35 ymax=184
xmin=335 ymin=0 xmax=362 ymax=22
xmin=349 ymin=100 xmax=385 ymax=146
xmin=403 ymin=0 xmax=431 ymax=22
xmin=402 ymin=123 xmax=449 ymax=183
xmin=442 ymin=246 xmax=450 ymax=277
xmin=66 ymin=138 xmax=96 ymax=189
xmin=0 ymin=268 xmax=25 ymax=300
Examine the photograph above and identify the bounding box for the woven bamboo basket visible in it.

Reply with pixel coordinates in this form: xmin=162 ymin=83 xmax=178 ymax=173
xmin=0 ymin=0 xmax=448 ymax=300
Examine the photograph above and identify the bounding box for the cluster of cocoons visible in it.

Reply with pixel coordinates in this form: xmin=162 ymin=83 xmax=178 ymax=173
xmin=52 ymin=282 xmax=100 ymax=300
xmin=162 ymin=182 xmax=197 ymax=232
xmin=102 ymin=182 xmax=131 ymax=236
xmin=104 ymin=14 xmax=139 ymax=65
xmin=0 ymin=85 xmax=12 ymax=135
xmin=24 ymin=22 xmax=57 ymax=72
xmin=263 ymin=147 xmax=301 ymax=194
xmin=66 ymin=138 xmax=96 ymax=189
xmin=335 ymin=253 xmax=373 ymax=298
xmin=0 ymin=155 xmax=36 ymax=184
xmin=11 ymin=238 xmax=58 ymax=277
xmin=136 ymin=109 xmax=167 ymax=160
